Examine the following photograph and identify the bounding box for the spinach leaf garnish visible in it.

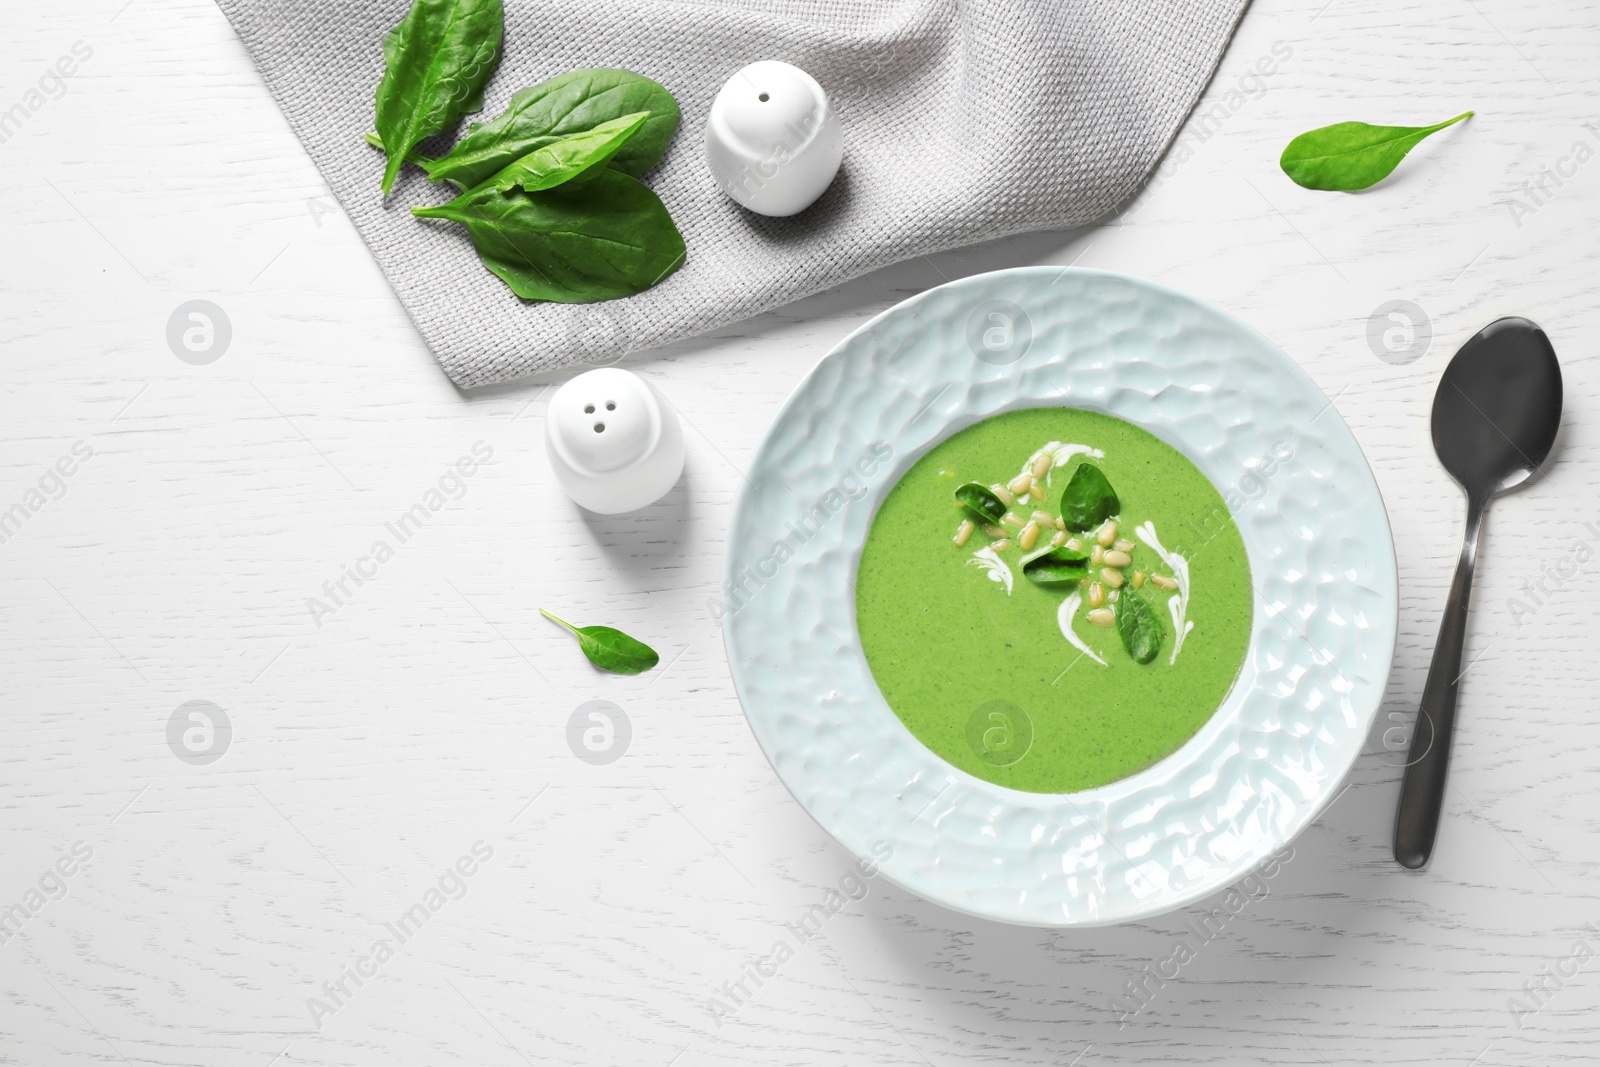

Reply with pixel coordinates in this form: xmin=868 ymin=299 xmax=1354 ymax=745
xmin=1020 ymin=545 xmax=1091 ymax=586
xmin=954 ymin=483 xmax=1007 ymax=524
xmin=423 ymin=69 xmax=681 ymax=188
xmin=1058 ymin=463 xmax=1119 ymax=530
xmin=540 ymin=609 xmax=660 ymax=674
xmin=413 ymin=167 xmax=686 ymax=302
xmin=1279 ymin=111 xmax=1472 ymax=192
xmin=1116 ymin=588 xmax=1164 ymax=665
xmin=374 ymin=0 xmax=505 ymax=196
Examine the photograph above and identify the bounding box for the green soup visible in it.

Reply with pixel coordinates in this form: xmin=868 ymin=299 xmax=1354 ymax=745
xmin=855 ymin=408 xmax=1253 ymax=793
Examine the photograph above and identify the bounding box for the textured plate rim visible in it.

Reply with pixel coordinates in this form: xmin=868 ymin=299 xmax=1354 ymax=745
xmin=722 ymin=266 xmax=1398 ymax=927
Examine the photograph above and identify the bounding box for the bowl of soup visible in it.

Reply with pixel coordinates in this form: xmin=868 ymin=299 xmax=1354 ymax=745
xmin=722 ymin=267 xmax=1397 ymax=927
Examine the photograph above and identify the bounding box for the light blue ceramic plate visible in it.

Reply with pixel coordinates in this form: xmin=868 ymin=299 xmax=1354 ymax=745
xmin=722 ymin=268 xmax=1397 ymax=927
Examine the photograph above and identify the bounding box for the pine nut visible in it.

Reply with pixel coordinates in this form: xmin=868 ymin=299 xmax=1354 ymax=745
xmin=991 ymin=538 xmax=1012 ymax=552
xmin=1003 ymin=511 xmax=1025 ymax=529
xmin=1032 ymin=454 xmax=1052 ymax=480
xmin=1029 ymin=485 xmax=1045 ymax=503
xmin=1019 ymin=522 xmax=1040 ymax=551
xmin=989 ymin=483 xmax=1014 ymax=507
xmin=1103 ymin=549 xmax=1132 ymax=568
xmin=1132 ymin=569 xmax=1146 ymax=589
xmin=1008 ymin=473 xmax=1032 ymax=496
xmin=1031 ymin=510 xmax=1054 ymax=528
xmin=1108 ymin=588 xmax=1119 ymax=602
xmin=982 ymin=524 xmax=1007 ymax=539
xmin=1150 ymin=574 xmax=1178 ymax=590
xmin=1101 ymin=567 xmax=1124 ymax=588
xmin=1049 ymin=530 xmax=1068 ymax=548
xmin=1114 ymin=538 xmax=1136 ymax=554
xmin=1088 ymin=582 xmax=1105 ymax=608
xmin=1054 ymin=516 xmax=1065 ymax=531
xmin=1087 ymin=608 xmax=1116 ymax=627
xmin=1090 ymin=544 xmax=1105 ymax=566
xmin=954 ymin=520 xmax=974 ymax=547
xmin=1066 ymin=538 xmax=1083 ymax=552
xmin=1096 ymin=520 xmax=1118 ymax=547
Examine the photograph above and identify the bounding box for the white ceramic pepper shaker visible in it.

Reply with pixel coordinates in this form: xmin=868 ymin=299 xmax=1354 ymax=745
xmin=545 ymin=368 xmax=685 ymax=514
xmin=704 ymin=60 xmax=843 ymax=217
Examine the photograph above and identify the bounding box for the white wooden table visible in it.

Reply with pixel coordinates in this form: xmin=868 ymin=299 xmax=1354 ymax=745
xmin=4 ymin=1 xmax=1599 ymax=1064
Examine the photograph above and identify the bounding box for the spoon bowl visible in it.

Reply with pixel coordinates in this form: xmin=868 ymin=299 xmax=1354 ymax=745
xmin=1395 ymin=317 xmax=1562 ymax=869
xmin=1431 ymin=316 xmax=1563 ymax=499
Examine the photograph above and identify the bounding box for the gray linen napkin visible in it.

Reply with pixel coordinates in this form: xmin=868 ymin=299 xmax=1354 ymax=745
xmin=216 ymin=0 xmax=1247 ymax=388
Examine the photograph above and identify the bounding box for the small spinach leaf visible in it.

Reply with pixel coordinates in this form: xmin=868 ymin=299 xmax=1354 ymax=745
xmin=1059 ymin=463 xmax=1119 ymax=530
xmin=1279 ymin=111 xmax=1472 ymax=191
xmin=955 ymin=483 xmax=1007 ymax=524
xmin=482 ymin=112 xmax=649 ymax=194
xmin=540 ymin=609 xmax=659 ymax=674
xmin=413 ymin=166 xmax=686 ymax=302
xmin=424 ymin=68 xmax=680 ymax=188
xmin=373 ymin=0 xmax=505 ymax=195
xmin=1116 ymin=589 xmax=1164 ymax=664
xmin=1020 ymin=546 xmax=1091 ymax=586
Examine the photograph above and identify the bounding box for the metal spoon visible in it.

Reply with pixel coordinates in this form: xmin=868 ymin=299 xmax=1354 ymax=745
xmin=1393 ymin=317 xmax=1562 ymax=870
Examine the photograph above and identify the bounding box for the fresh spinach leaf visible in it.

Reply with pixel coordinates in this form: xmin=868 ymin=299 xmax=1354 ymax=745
xmin=540 ymin=609 xmax=659 ymax=674
xmin=482 ymin=112 xmax=650 ymax=194
xmin=368 ymin=109 xmax=648 ymax=193
xmin=1020 ymin=546 xmax=1091 ymax=586
xmin=1059 ymin=463 xmax=1119 ymax=530
xmin=365 ymin=130 xmax=434 ymax=164
xmin=955 ymin=482 xmax=1007 ymax=524
xmin=424 ymin=69 xmax=680 ymax=188
xmin=1116 ymin=589 xmax=1164 ymax=664
xmin=413 ymin=166 xmax=686 ymax=302
xmin=373 ymin=0 xmax=505 ymax=196
xmin=1279 ymin=111 xmax=1472 ymax=191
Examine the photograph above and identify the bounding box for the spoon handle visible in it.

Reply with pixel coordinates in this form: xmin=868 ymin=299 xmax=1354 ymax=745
xmin=1393 ymin=494 xmax=1487 ymax=869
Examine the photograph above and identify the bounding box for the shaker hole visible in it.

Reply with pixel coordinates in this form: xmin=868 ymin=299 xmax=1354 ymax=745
xmin=605 ymin=401 xmax=616 ymax=411
xmin=593 ymin=422 xmax=605 ymax=433
xmin=584 ymin=404 xmax=595 ymax=414
xmin=758 ymin=92 xmax=770 ymax=102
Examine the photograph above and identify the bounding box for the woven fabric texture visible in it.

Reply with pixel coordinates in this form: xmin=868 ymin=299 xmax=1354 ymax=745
xmin=215 ymin=0 xmax=1248 ymax=388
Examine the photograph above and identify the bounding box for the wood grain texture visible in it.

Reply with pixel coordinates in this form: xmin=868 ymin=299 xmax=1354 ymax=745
xmin=2 ymin=0 xmax=1598 ymax=1064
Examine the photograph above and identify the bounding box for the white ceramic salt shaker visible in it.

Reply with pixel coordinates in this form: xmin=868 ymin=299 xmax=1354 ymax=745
xmin=545 ymin=368 xmax=685 ymax=514
xmin=705 ymin=60 xmax=843 ymax=217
